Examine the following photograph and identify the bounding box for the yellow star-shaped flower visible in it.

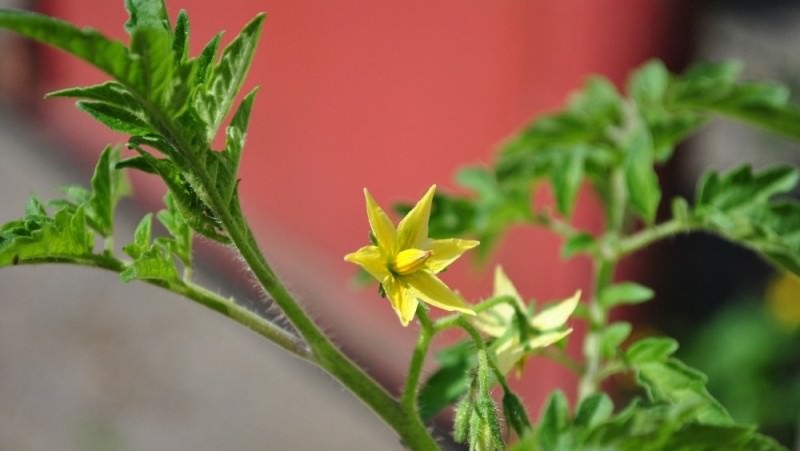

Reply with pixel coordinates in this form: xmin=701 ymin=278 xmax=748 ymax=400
xmin=474 ymin=266 xmax=580 ymax=375
xmin=345 ymin=185 xmax=478 ymax=326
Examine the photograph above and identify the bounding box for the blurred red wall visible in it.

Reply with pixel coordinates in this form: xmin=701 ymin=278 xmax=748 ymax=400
xmin=35 ymin=0 xmax=687 ymax=422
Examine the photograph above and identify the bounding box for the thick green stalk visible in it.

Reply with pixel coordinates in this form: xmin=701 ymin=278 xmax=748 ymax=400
xmin=211 ymin=193 xmax=440 ymax=450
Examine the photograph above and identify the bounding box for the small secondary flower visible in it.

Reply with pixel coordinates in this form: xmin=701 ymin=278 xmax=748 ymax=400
xmin=474 ymin=266 xmax=580 ymax=375
xmin=345 ymin=185 xmax=478 ymax=326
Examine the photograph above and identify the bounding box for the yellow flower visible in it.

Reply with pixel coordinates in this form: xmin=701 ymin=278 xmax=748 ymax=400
xmin=474 ymin=266 xmax=580 ymax=375
xmin=345 ymin=185 xmax=479 ymax=326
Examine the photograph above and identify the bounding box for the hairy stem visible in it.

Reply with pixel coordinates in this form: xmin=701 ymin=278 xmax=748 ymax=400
xmin=402 ymin=307 xmax=434 ymax=412
xmin=12 ymin=254 xmax=312 ymax=360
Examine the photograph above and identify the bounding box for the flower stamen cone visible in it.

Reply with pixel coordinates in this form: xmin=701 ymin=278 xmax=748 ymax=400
xmin=345 ymin=185 xmax=478 ymax=326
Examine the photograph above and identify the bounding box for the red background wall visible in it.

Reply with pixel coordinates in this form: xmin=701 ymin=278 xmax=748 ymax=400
xmin=35 ymin=0 xmax=686 ymax=420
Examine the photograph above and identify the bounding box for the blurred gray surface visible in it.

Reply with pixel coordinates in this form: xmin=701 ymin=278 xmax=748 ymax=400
xmin=0 ymin=111 xmax=401 ymax=450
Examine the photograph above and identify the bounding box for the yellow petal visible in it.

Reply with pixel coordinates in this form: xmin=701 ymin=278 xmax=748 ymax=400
xmin=384 ymin=277 xmax=419 ymax=326
xmin=530 ymin=290 xmax=581 ymax=330
xmin=524 ymin=329 xmax=572 ymax=350
xmin=425 ymin=238 xmax=480 ymax=273
xmin=364 ymin=188 xmax=397 ymax=255
xmin=404 ymin=270 xmax=474 ymax=315
xmin=494 ymin=339 xmax=525 ymax=375
xmin=492 ymin=265 xmax=523 ymax=301
xmin=492 ymin=266 xmax=527 ymax=318
xmin=392 ymin=248 xmax=432 ymax=275
xmin=344 ymin=245 xmax=389 ymax=281
xmin=396 ymin=185 xmax=436 ymax=250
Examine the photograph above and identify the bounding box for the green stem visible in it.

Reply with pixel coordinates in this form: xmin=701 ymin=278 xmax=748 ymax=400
xmin=12 ymin=254 xmax=312 ymax=360
xmin=578 ymin=167 xmax=625 ymax=402
xmin=214 ymin=195 xmax=440 ymax=451
xmin=402 ymin=307 xmax=434 ymax=412
xmin=615 ymin=218 xmax=688 ymax=258
xmin=456 ymin=317 xmax=512 ymax=393
xmin=135 ymin=98 xmax=440 ymax=449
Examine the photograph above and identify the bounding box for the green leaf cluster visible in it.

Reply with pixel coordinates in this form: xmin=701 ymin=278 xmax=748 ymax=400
xmin=0 ymin=0 xmax=264 ymax=244
xmin=512 ymin=394 xmax=784 ymax=451
xmin=429 ymin=59 xmax=800 ymax=257
xmin=0 ymin=147 xmax=125 ymax=268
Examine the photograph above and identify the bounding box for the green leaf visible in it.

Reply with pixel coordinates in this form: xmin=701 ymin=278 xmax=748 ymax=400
xmin=599 ymin=282 xmax=654 ymax=309
xmin=219 ymin=87 xmax=258 ymax=204
xmin=0 ymin=206 xmax=94 ymax=267
xmin=551 ymin=147 xmax=585 ymax=216
xmin=195 ymin=14 xmax=265 ymax=141
xmin=625 ymin=337 xmax=679 ymax=365
xmin=599 ymin=322 xmax=632 ymax=359
xmin=635 ymin=358 xmax=732 ymax=425
xmin=695 ymin=165 xmax=798 ymax=214
xmin=537 ymin=390 xmax=570 ymax=450
xmin=622 ymin=117 xmax=660 ymax=223
xmin=573 ymin=392 xmax=613 ymax=428
xmin=76 ymin=101 xmax=152 ymax=135
xmin=123 ymin=214 xmax=153 ymax=260
xmin=172 ymin=10 xmax=189 ymax=63
xmin=120 ymin=212 xmax=179 ymax=283
xmin=128 ymin=149 xmax=228 ymax=243
xmin=120 ymin=245 xmax=179 ymax=283
xmin=562 ymin=232 xmax=595 ymax=258
xmin=568 ymin=76 xmax=622 ymax=126
xmin=670 ymin=60 xmax=742 ymax=106
xmin=0 ymin=10 xmax=138 ymax=87
xmin=157 ymin=193 xmax=192 ymax=266
xmin=46 ymin=81 xmax=139 ymax=107
xmin=124 ymin=0 xmax=170 ymax=35
xmin=129 ymin=26 xmax=174 ymax=106
xmin=628 ymin=59 xmax=669 ymax=106
xmin=87 ymin=147 xmax=130 ymax=237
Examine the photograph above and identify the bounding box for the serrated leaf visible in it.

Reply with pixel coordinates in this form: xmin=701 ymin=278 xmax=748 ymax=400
xmin=120 ymin=244 xmax=179 ymax=283
xmin=599 ymin=282 xmax=654 ymax=308
xmin=599 ymin=322 xmax=632 ymax=359
xmin=0 ymin=206 xmax=94 ymax=267
xmin=76 ymin=101 xmax=152 ymax=135
xmin=129 ymin=150 xmax=228 ymax=243
xmin=695 ymin=165 xmax=798 ymax=214
xmin=625 ymin=337 xmax=679 ymax=365
xmin=0 ymin=10 xmax=139 ymax=87
xmin=574 ymin=392 xmax=613 ymax=428
xmin=195 ymin=14 xmax=265 ymax=142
